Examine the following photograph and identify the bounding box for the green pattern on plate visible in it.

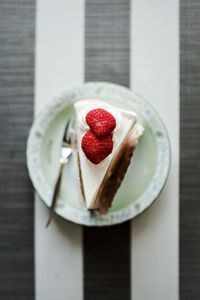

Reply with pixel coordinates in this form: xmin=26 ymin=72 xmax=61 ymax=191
xmin=26 ymin=82 xmax=170 ymax=226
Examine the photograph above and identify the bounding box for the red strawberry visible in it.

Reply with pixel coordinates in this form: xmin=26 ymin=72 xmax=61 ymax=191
xmin=86 ymin=108 xmax=116 ymax=137
xmin=81 ymin=130 xmax=113 ymax=164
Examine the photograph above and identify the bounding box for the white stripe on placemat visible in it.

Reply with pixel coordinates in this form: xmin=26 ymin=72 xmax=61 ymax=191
xmin=35 ymin=1 xmax=84 ymax=299
xmin=130 ymin=0 xmax=179 ymax=299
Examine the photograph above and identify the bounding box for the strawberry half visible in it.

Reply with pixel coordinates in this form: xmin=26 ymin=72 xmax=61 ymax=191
xmin=86 ymin=108 xmax=116 ymax=137
xmin=81 ymin=130 xmax=113 ymax=164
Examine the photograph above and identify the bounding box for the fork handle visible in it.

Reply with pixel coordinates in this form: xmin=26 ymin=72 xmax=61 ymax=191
xmin=46 ymin=159 xmax=67 ymax=227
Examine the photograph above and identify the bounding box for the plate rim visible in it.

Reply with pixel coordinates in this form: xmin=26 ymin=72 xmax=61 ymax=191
xmin=26 ymin=82 xmax=171 ymax=226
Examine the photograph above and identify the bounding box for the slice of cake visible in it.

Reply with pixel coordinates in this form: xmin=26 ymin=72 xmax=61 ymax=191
xmin=74 ymin=100 xmax=144 ymax=214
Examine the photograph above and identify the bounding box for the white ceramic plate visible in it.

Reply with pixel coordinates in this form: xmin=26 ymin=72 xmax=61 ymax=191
xmin=27 ymin=82 xmax=170 ymax=226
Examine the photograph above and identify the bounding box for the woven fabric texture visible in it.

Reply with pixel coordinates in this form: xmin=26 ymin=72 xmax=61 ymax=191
xmin=0 ymin=1 xmax=35 ymax=299
xmin=85 ymin=0 xmax=130 ymax=87
xmin=180 ymin=0 xmax=200 ymax=298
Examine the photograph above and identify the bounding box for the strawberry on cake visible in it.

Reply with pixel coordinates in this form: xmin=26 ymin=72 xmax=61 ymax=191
xmin=74 ymin=100 xmax=144 ymax=214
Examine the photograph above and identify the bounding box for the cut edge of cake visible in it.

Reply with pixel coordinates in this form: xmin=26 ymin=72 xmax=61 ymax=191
xmin=74 ymin=99 xmax=144 ymax=213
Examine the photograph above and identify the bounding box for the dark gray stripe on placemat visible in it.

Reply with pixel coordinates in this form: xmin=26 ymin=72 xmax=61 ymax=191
xmin=180 ymin=0 xmax=200 ymax=298
xmin=0 ymin=1 xmax=35 ymax=299
xmin=84 ymin=1 xmax=131 ymax=299
xmin=85 ymin=0 xmax=130 ymax=87
xmin=84 ymin=223 xmax=131 ymax=300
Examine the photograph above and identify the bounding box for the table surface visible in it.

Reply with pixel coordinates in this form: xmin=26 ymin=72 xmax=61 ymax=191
xmin=1 ymin=0 xmax=200 ymax=299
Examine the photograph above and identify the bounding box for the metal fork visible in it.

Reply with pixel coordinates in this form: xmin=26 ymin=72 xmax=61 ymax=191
xmin=46 ymin=119 xmax=74 ymax=227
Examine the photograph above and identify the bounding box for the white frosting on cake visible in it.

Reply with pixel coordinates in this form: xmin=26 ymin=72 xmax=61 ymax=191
xmin=74 ymin=99 xmax=141 ymax=209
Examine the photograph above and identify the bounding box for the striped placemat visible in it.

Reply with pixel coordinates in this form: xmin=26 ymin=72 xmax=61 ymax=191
xmin=1 ymin=0 xmax=199 ymax=299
